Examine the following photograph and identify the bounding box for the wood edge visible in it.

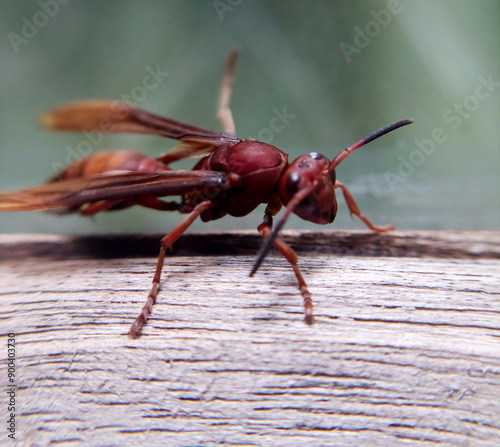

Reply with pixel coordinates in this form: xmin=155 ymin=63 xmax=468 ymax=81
xmin=0 ymin=230 xmax=499 ymax=260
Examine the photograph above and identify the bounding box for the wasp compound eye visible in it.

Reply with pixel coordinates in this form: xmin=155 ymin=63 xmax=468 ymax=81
xmin=308 ymin=152 xmax=324 ymax=160
xmin=285 ymin=172 xmax=301 ymax=195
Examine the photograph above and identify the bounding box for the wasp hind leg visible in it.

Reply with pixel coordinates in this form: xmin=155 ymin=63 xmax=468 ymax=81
xmin=128 ymin=200 xmax=213 ymax=338
xmin=216 ymin=49 xmax=238 ymax=137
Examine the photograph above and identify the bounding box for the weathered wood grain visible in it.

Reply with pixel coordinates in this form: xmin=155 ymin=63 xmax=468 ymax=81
xmin=0 ymin=231 xmax=499 ymax=446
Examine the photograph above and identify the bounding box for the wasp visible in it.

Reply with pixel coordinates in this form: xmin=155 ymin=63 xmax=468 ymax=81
xmin=0 ymin=51 xmax=413 ymax=336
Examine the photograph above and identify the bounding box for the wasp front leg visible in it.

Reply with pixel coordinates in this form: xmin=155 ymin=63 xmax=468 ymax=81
xmin=335 ymin=180 xmax=395 ymax=233
xmin=257 ymin=206 xmax=314 ymax=324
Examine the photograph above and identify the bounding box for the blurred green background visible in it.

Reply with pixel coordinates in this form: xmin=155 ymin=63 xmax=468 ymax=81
xmin=0 ymin=0 xmax=499 ymax=234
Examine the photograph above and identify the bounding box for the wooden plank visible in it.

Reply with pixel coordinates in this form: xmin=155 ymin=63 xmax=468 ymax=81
xmin=1 ymin=231 xmax=499 ymax=446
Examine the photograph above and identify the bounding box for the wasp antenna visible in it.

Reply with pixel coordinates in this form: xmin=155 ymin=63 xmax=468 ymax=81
xmin=250 ymin=180 xmax=320 ymax=277
xmin=250 ymin=211 xmax=288 ymax=277
xmin=329 ymin=118 xmax=414 ymax=172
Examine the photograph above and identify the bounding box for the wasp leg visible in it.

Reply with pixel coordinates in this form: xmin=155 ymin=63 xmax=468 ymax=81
xmin=216 ymin=49 xmax=238 ymax=136
xmin=257 ymin=212 xmax=314 ymax=324
xmin=79 ymin=197 xmax=180 ymax=216
xmin=129 ymin=200 xmax=213 ymax=338
xmin=131 ymin=196 xmax=180 ymax=211
xmin=79 ymin=200 xmax=123 ymax=215
xmin=335 ymin=180 xmax=395 ymax=233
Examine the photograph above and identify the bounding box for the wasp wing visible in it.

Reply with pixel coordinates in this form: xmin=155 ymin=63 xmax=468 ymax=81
xmin=41 ymin=100 xmax=240 ymax=149
xmin=0 ymin=170 xmax=227 ymax=212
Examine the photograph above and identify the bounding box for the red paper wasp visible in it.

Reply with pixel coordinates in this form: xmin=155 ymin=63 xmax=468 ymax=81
xmin=0 ymin=51 xmax=413 ymax=336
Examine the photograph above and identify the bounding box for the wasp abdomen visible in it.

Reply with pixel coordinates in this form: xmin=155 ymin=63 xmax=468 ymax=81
xmin=50 ymin=150 xmax=168 ymax=182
